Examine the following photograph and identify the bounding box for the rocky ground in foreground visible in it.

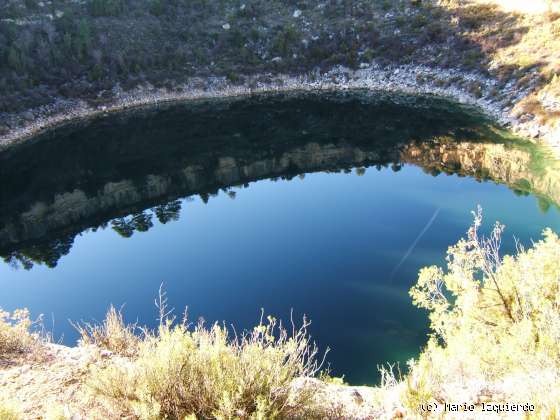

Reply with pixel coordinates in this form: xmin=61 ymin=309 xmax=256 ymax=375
xmin=0 ymin=342 xmax=539 ymax=419
xmin=0 ymin=343 xmax=402 ymax=419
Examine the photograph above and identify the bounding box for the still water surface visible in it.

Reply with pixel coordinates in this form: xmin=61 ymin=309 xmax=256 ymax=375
xmin=1 ymin=92 xmax=559 ymax=384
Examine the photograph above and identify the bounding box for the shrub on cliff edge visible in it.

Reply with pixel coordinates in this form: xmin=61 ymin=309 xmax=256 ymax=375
xmin=406 ymin=207 xmax=560 ymax=416
xmin=88 ymin=309 xmax=325 ymax=419
xmin=0 ymin=400 xmax=21 ymax=420
xmin=76 ymin=305 xmax=140 ymax=357
xmin=0 ymin=308 xmax=41 ymax=357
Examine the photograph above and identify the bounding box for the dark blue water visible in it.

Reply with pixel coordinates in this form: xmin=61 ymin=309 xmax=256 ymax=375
xmin=1 ymin=92 xmax=559 ymax=384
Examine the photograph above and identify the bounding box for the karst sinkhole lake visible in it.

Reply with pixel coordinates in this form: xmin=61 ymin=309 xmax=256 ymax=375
xmin=1 ymin=92 xmax=560 ymax=385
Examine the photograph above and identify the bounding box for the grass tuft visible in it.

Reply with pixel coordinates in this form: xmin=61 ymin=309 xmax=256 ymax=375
xmin=75 ymin=305 xmax=140 ymax=357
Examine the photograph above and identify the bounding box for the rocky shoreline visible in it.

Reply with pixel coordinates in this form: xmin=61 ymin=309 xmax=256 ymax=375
xmin=2 ymin=64 xmax=559 ymax=157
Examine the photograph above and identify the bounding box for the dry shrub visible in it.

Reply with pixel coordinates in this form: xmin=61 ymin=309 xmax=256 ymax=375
xmin=0 ymin=308 xmax=41 ymax=357
xmin=405 ymin=207 xmax=560 ymax=415
xmin=75 ymin=305 xmax=140 ymax=357
xmin=88 ymin=311 xmax=325 ymax=419
xmin=0 ymin=400 xmax=21 ymax=420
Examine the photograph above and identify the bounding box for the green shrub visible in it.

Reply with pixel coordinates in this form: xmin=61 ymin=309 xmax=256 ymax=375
xmin=89 ymin=0 xmax=125 ymax=17
xmin=272 ymin=26 xmax=300 ymax=56
xmin=7 ymin=47 xmax=22 ymax=72
xmin=406 ymin=208 xmax=560 ymax=415
xmin=149 ymin=0 xmax=164 ymax=17
xmin=226 ymin=70 xmax=242 ymax=84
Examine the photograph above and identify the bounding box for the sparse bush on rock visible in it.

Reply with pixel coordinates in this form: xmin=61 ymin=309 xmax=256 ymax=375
xmin=75 ymin=305 xmax=140 ymax=357
xmin=406 ymin=208 xmax=560 ymax=416
xmin=0 ymin=400 xmax=21 ymax=420
xmin=88 ymin=309 xmax=325 ymax=419
xmin=0 ymin=308 xmax=41 ymax=357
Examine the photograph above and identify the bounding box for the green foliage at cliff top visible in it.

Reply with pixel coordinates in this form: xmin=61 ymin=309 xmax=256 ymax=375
xmin=2 ymin=0 xmax=558 ymax=125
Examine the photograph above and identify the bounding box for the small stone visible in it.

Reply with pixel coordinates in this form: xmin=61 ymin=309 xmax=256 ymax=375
xmin=518 ymin=113 xmax=533 ymax=123
xmin=392 ymin=408 xmax=405 ymax=418
xmin=100 ymin=350 xmax=112 ymax=358
xmin=538 ymin=125 xmax=549 ymax=136
xmin=528 ymin=125 xmax=540 ymax=138
xmin=351 ymin=390 xmax=364 ymax=404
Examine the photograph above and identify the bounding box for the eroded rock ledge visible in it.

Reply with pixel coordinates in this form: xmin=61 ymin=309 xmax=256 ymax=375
xmin=1 ymin=65 xmax=559 ymax=157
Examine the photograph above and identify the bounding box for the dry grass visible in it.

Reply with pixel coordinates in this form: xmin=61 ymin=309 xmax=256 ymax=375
xmin=472 ymin=0 xmax=560 ymax=14
xmin=75 ymin=305 xmax=140 ymax=357
xmin=0 ymin=308 xmax=42 ymax=358
xmin=86 ymin=303 xmax=327 ymax=419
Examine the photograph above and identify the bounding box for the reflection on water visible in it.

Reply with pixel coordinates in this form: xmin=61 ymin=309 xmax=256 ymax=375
xmin=2 ymin=92 xmax=558 ymax=269
xmin=0 ymin=92 xmax=559 ymax=384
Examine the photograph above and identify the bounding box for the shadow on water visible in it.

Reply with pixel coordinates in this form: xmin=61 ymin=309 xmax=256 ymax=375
xmin=0 ymin=91 xmax=558 ymax=270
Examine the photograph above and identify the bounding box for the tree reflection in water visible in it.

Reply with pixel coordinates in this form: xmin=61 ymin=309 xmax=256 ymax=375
xmin=1 ymin=91 xmax=557 ymax=269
